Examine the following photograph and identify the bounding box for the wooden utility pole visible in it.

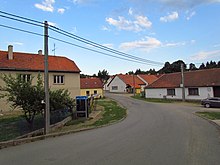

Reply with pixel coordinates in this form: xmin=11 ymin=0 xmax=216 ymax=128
xmin=44 ymin=21 xmax=50 ymax=134
xmin=181 ymin=63 xmax=185 ymax=102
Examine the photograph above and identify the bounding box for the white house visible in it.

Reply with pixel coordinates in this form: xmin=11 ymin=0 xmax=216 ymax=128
xmin=108 ymin=74 xmax=145 ymax=94
xmin=103 ymin=76 xmax=114 ymax=91
xmin=145 ymin=68 xmax=220 ymax=100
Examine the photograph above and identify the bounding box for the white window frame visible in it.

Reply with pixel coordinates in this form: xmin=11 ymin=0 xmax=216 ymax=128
xmin=53 ymin=75 xmax=64 ymax=84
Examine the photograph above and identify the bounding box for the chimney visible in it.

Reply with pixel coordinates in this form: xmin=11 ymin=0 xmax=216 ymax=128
xmin=8 ymin=45 xmax=13 ymax=60
xmin=38 ymin=50 xmax=43 ymax=55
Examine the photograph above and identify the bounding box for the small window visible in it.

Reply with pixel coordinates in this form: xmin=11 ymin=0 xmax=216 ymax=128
xmin=86 ymin=91 xmax=90 ymax=96
xmin=94 ymin=90 xmax=97 ymax=94
xmin=20 ymin=74 xmax=31 ymax=82
xmin=112 ymin=86 xmax=118 ymax=90
xmin=167 ymin=89 xmax=175 ymax=96
xmin=188 ymin=88 xmax=199 ymax=95
xmin=53 ymin=75 xmax=64 ymax=84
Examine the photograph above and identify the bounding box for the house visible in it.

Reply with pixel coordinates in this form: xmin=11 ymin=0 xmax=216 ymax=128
xmin=80 ymin=77 xmax=103 ymax=98
xmin=108 ymin=74 xmax=145 ymax=94
xmin=137 ymin=74 xmax=159 ymax=92
xmin=145 ymin=68 xmax=220 ymax=100
xmin=0 ymin=45 xmax=81 ymax=111
xmin=103 ymin=76 xmax=114 ymax=91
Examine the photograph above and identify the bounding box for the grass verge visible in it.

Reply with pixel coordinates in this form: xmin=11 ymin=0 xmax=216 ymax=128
xmin=55 ymin=98 xmax=126 ymax=133
xmin=132 ymin=94 xmax=201 ymax=104
xmin=196 ymin=112 xmax=220 ymax=120
xmin=91 ymin=98 xmax=126 ymax=127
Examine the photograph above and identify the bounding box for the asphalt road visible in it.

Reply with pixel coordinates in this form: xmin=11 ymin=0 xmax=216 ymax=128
xmin=1 ymin=93 xmax=220 ymax=165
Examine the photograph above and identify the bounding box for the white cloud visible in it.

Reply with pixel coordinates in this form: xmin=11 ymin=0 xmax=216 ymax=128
xmin=163 ymin=41 xmax=185 ymax=47
xmin=106 ymin=15 xmax=152 ymax=32
xmin=57 ymin=8 xmax=65 ymax=14
xmin=101 ymin=26 xmax=111 ymax=31
xmin=160 ymin=11 xmax=179 ymax=22
xmin=6 ymin=42 xmax=23 ymax=46
xmin=186 ymin=11 xmax=196 ymax=20
xmin=48 ymin=21 xmax=57 ymax=27
xmin=119 ymin=37 xmax=161 ymax=51
xmin=128 ymin=8 xmax=133 ymax=15
xmin=103 ymin=44 xmax=114 ymax=49
xmin=190 ymin=50 xmax=220 ymax=60
xmin=35 ymin=0 xmax=55 ymax=12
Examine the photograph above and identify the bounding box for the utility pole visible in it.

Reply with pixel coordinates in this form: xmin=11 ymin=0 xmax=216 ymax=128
xmin=44 ymin=21 xmax=50 ymax=134
xmin=133 ymin=73 xmax=135 ymax=96
xmin=52 ymin=43 xmax=56 ymax=56
xmin=181 ymin=63 xmax=185 ymax=102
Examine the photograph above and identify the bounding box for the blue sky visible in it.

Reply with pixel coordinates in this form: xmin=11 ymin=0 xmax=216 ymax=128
xmin=0 ymin=0 xmax=220 ymax=75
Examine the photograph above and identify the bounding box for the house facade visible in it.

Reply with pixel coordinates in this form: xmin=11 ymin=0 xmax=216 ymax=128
xmin=108 ymin=74 xmax=145 ymax=94
xmin=80 ymin=77 xmax=103 ymax=98
xmin=103 ymin=76 xmax=113 ymax=91
xmin=0 ymin=45 xmax=81 ymax=111
xmin=145 ymin=69 xmax=220 ymax=100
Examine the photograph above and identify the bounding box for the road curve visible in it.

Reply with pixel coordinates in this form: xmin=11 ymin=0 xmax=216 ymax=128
xmin=0 ymin=93 xmax=220 ymax=165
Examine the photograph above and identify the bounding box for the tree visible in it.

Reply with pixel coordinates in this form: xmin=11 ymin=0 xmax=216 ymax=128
xmin=97 ymin=69 xmax=109 ymax=81
xmin=0 ymin=74 xmax=74 ymax=130
xmin=199 ymin=63 xmax=206 ymax=70
xmin=158 ymin=60 xmax=186 ymax=74
xmin=189 ymin=63 xmax=197 ymax=71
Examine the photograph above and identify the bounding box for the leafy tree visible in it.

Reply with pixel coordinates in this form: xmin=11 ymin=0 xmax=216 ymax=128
xmin=158 ymin=60 xmax=186 ymax=73
xmin=199 ymin=63 xmax=206 ymax=69
xmin=0 ymin=74 xmax=74 ymax=130
xmin=189 ymin=63 xmax=198 ymax=71
xmin=97 ymin=69 xmax=109 ymax=81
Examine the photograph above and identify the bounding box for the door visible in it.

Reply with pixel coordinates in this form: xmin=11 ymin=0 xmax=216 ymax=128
xmin=213 ymin=86 xmax=220 ymax=97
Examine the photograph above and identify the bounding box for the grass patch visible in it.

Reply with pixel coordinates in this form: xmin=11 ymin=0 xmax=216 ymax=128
xmin=196 ymin=112 xmax=220 ymax=120
xmin=91 ymin=99 xmax=126 ymax=127
xmin=132 ymin=94 xmax=201 ymax=104
xmin=132 ymin=94 xmax=173 ymax=103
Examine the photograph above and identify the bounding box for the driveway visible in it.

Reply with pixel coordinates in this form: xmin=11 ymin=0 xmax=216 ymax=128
xmin=0 ymin=93 xmax=220 ymax=165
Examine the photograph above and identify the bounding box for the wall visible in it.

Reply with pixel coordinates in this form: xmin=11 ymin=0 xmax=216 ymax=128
xmin=145 ymin=87 xmax=214 ymax=100
xmin=80 ymin=88 xmax=103 ymax=97
xmin=0 ymin=71 xmax=80 ymax=112
xmin=109 ymin=76 xmax=127 ymax=93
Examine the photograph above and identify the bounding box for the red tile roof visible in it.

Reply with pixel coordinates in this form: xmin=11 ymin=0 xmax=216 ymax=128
xmin=0 ymin=51 xmax=80 ymax=72
xmin=117 ymin=74 xmax=145 ymax=88
xmin=146 ymin=68 xmax=220 ymax=88
xmin=80 ymin=77 xmax=103 ymax=89
xmin=138 ymin=74 xmax=158 ymax=84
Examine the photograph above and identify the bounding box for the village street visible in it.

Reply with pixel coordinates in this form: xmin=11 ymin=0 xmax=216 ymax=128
xmin=0 ymin=93 xmax=220 ymax=165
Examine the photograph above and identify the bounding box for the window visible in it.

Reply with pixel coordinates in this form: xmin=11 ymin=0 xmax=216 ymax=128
xmin=167 ymin=89 xmax=175 ymax=96
xmin=112 ymin=86 xmax=118 ymax=90
xmin=53 ymin=75 xmax=64 ymax=84
xmin=20 ymin=74 xmax=31 ymax=82
xmin=188 ymin=88 xmax=199 ymax=95
xmin=94 ymin=90 xmax=97 ymax=94
xmin=86 ymin=91 xmax=90 ymax=96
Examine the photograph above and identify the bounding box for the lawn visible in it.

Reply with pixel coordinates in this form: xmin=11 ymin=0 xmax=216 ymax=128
xmin=196 ymin=112 xmax=220 ymax=120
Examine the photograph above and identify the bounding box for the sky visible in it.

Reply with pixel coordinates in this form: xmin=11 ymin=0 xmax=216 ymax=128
xmin=0 ymin=0 xmax=220 ymax=75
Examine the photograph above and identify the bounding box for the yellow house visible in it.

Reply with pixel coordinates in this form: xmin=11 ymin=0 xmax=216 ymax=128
xmin=80 ymin=77 xmax=103 ymax=98
xmin=0 ymin=45 xmax=81 ymax=112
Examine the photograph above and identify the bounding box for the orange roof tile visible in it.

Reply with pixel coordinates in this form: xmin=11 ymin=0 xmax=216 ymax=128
xmin=117 ymin=74 xmax=145 ymax=88
xmin=0 ymin=51 xmax=80 ymax=72
xmin=138 ymin=74 xmax=158 ymax=84
xmin=80 ymin=77 xmax=103 ymax=89
xmin=146 ymin=68 xmax=220 ymax=88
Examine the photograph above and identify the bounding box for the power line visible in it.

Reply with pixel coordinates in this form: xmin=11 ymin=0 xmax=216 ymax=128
xmin=49 ymin=26 xmax=163 ymax=65
xmin=0 ymin=10 xmax=43 ymax=25
xmin=0 ymin=23 xmax=153 ymax=65
xmin=0 ymin=24 xmax=43 ymax=37
xmin=0 ymin=14 xmax=44 ymax=28
xmin=0 ymin=10 xmax=164 ymax=66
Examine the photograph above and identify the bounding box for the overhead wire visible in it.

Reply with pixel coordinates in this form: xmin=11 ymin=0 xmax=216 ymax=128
xmin=0 ymin=10 xmax=163 ymax=66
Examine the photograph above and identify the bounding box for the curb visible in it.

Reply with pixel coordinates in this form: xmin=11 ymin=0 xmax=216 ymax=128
xmin=194 ymin=112 xmax=220 ymax=131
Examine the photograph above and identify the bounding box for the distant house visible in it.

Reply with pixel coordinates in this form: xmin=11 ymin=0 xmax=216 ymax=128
xmin=80 ymin=77 xmax=103 ymax=98
xmin=0 ymin=45 xmax=81 ymax=111
xmin=108 ymin=74 xmax=145 ymax=94
xmin=103 ymin=76 xmax=114 ymax=91
xmin=145 ymin=68 xmax=220 ymax=100
xmin=137 ymin=74 xmax=159 ymax=92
